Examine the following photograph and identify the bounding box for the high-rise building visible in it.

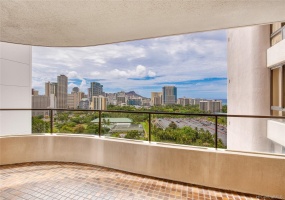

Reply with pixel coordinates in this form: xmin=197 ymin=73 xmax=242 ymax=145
xmin=162 ymin=86 xmax=177 ymax=105
xmin=106 ymin=93 xmax=117 ymax=105
xmin=117 ymin=96 xmax=126 ymax=105
xmin=209 ymin=100 xmax=222 ymax=113
xmin=78 ymin=98 xmax=90 ymax=110
xmin=90 ymin=95 xmax=107 ymax=110
xmin=177 ymin=97 xmax=192 ymax=106
xmin=151 ymin=92 xmax=162 ymax=106
xmin=67 ymin=88 xmax=84 ymax=109
xmin=199 ymin=101 xmax=209 ymax=112
xmin=32 ymin=89 xmax=39 ymax=96
xmin=72 ymin=87 xmax=79 ymax=93
xmin=127 ymin=98 xmax=142 ymax=106
xmin=45 ymin=82 xmax=57 ymax=97
xmin=90 ymin=82 xmax=103 ymax=98
xmin=56 ymin=75 xmax=68 ymax=109
xmin=199 ymin=100 xmax=222 ymax=113
xmin=32 ymin=95 xmax=50 ymax=116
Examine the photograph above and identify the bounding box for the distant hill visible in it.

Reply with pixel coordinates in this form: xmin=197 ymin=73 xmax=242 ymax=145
xmin=126 ymin=91 xmax=146 ymax=98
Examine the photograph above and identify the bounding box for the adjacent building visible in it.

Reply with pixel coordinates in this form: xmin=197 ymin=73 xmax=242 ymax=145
xmin=89 ymin=82 xmax=103 ymax=98
xmin=127 ymin=98 xmax=142 ymax=106
xmin=67 ymin=87 xmax=84 ymax=109
xmin=45 ymin=82 xmax=57 ymax=97
xmin=56 ymin=75 xmax=68 ymax=109
xmin=78 ymin=98 xmax=90 ymax=110
xmin=199 ymin=100 xmax=222 ymax=113
xmin=90 ymin=95 xmax=107 ymax=110
xmin=151 ymin=92 xmax=162 ymax=106
xmin=227 ymin=22 xmax=285 ymax=154
xmin=162 ymin=86 xmax=177 ymax=105
xmin=177 ymin=97 xmax=192 ymax=106
xmin=32 ymin=95 xmax=50 ymax=116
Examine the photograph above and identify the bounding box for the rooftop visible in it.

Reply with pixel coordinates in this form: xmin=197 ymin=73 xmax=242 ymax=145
xmin=92 ymin=118 xmax=133 ymax=123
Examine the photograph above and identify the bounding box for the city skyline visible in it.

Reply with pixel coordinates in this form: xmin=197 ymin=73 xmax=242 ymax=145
xmin=32 ymin=29 xmax=227 ymax=98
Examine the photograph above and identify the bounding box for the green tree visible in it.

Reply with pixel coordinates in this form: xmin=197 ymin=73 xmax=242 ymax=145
xmin=32 ymin=117 xmax=50 ymax=133
xmin=74 ymin=124 xmax=85 ymax=133
xmin=125 ymin=130 xmax=141 ymax=140
xmin=168 ymin=121 xmax=177 ymax=129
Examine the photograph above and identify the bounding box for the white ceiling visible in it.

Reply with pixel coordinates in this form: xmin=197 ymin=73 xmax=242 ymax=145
xmin=1 ymin=0 xmax=285 ymax=47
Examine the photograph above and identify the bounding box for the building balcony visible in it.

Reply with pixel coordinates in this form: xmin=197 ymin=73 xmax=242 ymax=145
xmin=267 ymin=34 xmax=285 ymax=68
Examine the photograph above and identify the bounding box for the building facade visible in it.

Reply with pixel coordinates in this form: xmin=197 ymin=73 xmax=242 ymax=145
xmin=56 ymin=75 xmax=68 ymax=109
xmin=78 ymin=98 xmax=90 ymax=110
xmin=227 ymin=23 xmax=285 ymax=154
xmin=32 ymin=95 xmax=50 ymax=116
xmin=162 ymin=86 xmax=177 ymax=105
xmin=90 ymin=82 xmax=103 ymax=98
xmin=151 ymin=92 xmax=162 ymax=106
xmin=45 ymin=82 xmax=57 ymax=97
xmin=90 ymin=95 xmax=107 ymax=110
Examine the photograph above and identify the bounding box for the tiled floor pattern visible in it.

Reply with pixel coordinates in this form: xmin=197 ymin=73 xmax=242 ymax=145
xmin=0 ymin=162 xmax=278 ymax=200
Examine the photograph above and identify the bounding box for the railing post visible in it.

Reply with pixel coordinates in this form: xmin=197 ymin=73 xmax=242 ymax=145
xmin=215 ymin=115 xmax=218 ymax=149
xmin=98 ymin=110 xmax=102 ymax=137
xmin=50 ymin=109 xmax=53 ymax=134
xmin=148 ymin=113 xmax=151 ymax=143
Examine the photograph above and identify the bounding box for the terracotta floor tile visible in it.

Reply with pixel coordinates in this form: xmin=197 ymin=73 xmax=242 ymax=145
xmin=0 ymin=162 xmax=280 ymax=200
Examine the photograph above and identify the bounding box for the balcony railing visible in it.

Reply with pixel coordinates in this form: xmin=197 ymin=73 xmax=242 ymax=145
xmin=1 ymin=108 xmax=285 ymax=154
xmin=271 ymin=25 xmax=285 ymax=40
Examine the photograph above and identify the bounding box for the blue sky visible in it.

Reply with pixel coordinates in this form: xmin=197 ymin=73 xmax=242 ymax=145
xmin=32 ymin=29 xmax=227 ymax=99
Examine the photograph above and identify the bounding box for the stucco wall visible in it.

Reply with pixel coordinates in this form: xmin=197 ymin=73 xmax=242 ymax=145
xmin=1 ymin=135 xmax=284 ymax=199
xmin=0 ymin=42 xmax=32 ymax=135
xmin=227 ymin=25 xmax=275 ymax=153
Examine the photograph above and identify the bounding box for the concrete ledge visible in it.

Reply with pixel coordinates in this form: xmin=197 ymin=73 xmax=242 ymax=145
xmin=1 ymin=135 xmax=284 ymax=199
xmin=267 ymin=39 xmax=285 ymax=68
xmin=267 ymin=119 xmax=285 ymax=147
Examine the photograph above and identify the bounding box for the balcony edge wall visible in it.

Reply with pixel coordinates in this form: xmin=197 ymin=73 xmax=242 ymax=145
xmin=0 ymin=135 xmax=284 ymax=199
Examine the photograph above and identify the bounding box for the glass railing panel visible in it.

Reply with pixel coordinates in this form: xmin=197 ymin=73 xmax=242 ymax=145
xmin=53 ymin=110 xmax=99 ymax=135
xmin=216 ymin=116 xmax=227 ymax=149
xmin=32 ymin=110 xmax=51 ymax=134
xmin=100 ymin=111 xmax=149 ymax=141
xmin=227 ymin=116 xmax=284 ymax=155
xmin=151 ymin=113 xmax=226 ymax=148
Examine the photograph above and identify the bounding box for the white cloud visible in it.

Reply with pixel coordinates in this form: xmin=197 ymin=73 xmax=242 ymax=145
xmin=90 ymin=71 xmax=101 ymax=76
xmin=109 ymin=65 xmax=156 ymax=79
xmin=148 ymin=70 xmax=156 ymax=77
xmin=32 ymin=29 xmax=227 ymax=98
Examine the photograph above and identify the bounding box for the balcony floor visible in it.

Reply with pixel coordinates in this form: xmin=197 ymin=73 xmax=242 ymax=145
xmin=0 ymin=162 xmax=271 ymax=200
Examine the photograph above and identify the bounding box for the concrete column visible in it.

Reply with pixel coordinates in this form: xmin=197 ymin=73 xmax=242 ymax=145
xmin=0 ymin=42 xmax=32 ymax=135
xmin=227 ymin=25 xmax=273 ymax=152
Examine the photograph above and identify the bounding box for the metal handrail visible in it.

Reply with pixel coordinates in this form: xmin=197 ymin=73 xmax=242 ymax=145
xmin=1 ymin=108 xmax=285 ymax=150
xmin=270 ymin=25 xmax=285 ymax=39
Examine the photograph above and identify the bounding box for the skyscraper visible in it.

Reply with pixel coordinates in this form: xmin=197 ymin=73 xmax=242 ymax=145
xmin=45 ymin=82 xmax=57 ymax=97
xmin=151 ymin=92 xmax=162 ymax=106
xmin=90 ymin=82 xmax=103 ymax=98
xmin=56 ymin=75 xmax=68 ymax=109
xmin=162 ymin=86 xmax=177 ymax=105
xmin=90 ymin=95 xmax=107 ymax=110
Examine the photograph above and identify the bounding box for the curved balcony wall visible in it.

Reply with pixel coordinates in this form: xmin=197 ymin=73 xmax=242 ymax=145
xmin=1 ymin=135 xmax=284 ymax=199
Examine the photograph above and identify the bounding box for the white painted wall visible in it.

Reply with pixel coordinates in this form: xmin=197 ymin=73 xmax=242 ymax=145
xmin=0 ymin=42 xmax=32 ymax=135
xmin=227 ymin=25 xmax=275 ymax=153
